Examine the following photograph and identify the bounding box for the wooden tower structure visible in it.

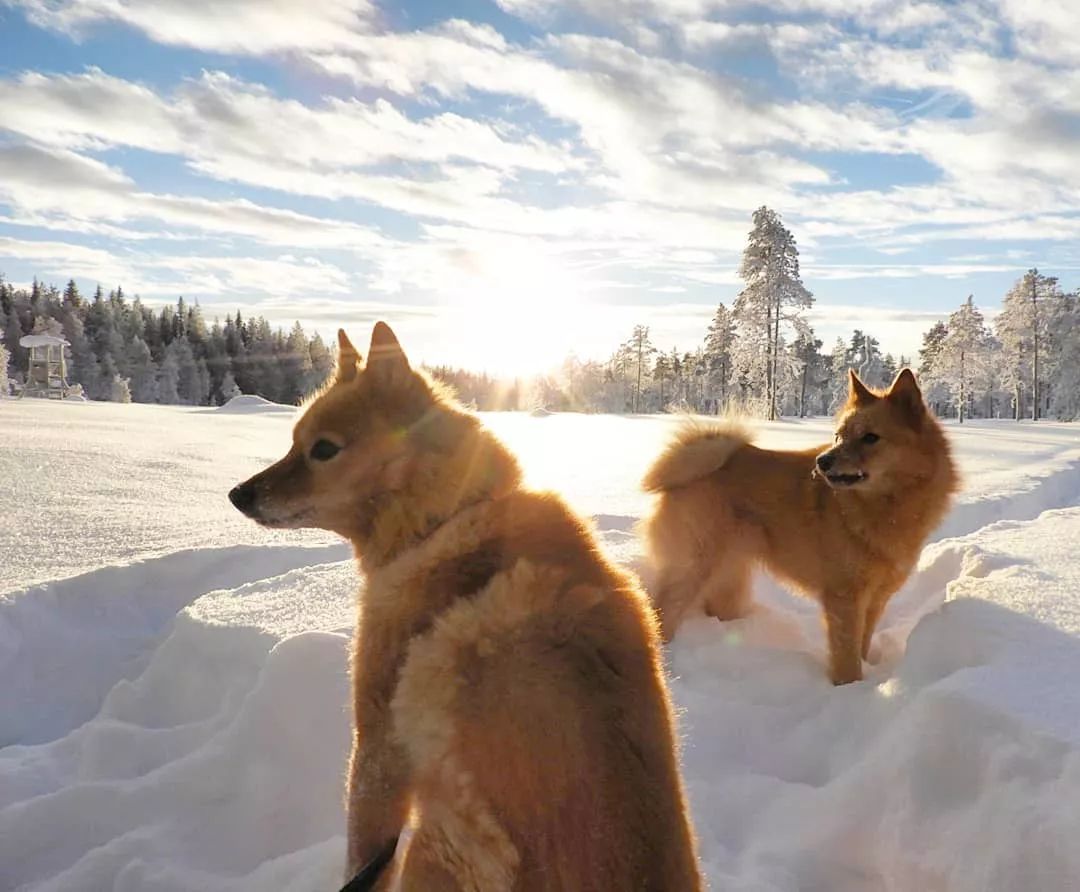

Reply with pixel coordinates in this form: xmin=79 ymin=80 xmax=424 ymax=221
xmin=19 ymin=334 xmax=70 ymax=399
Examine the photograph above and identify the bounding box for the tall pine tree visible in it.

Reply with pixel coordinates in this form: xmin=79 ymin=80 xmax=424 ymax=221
xmin=735 ymin=207 xmax=813 ymax=419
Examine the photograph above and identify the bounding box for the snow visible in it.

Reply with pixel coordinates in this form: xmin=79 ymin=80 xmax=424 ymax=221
xmin=215 ymin=395 xmax=296 ymax=414
xmin=18 ymin=334 xmax=70 ymax=348
xmin=0 ymin=400 xmax=335 ymax=593
xmin=3 ymin=399 xmax=1080 ymax=890
xmin=673 ymin=510 xmax=1080 ymax=891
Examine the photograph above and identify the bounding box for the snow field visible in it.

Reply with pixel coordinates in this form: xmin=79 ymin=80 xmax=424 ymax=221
xmin=2 ymin=400 xmax=1080 ymax=890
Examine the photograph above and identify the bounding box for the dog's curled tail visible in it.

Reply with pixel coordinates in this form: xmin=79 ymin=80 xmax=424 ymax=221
xmin=643 ymin=421 xmax=753 ymax=492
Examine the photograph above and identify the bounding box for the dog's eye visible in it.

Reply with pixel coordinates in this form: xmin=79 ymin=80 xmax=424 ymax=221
xmin=862 ymin=432 xmax=880 ymax=445
xmin=309 ymin=439 xmax=342 ymax=461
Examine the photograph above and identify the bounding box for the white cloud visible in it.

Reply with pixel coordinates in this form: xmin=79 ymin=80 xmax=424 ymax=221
xmin=0 ymin=235 xmax=357 ymax=303
xmin=495 ymin=0 xmax=953 ymax=36
xmin=153 ymin=255 xmax=355 ymax=298
xmin=0 ymin=143 xmax=389 ymax=252
xmin=0 ymin=235 xmax=138 ymax=284
xmin=0 ymin=69 xmax=577 ymax=174
xmin=998 ymin=0 xmax=1080 ymax=65
xmin=318 ymin=25 xmax=905 ymax=182
xmin=488 ymin=2 xmax=1080 ymax=252
xmin=806 ymin=302 xmax=947 ymax=358
xmin=804 ymin=263 xmax=1022 ymax=281
xmin=8 ymin=0 xmax=378 ymax=54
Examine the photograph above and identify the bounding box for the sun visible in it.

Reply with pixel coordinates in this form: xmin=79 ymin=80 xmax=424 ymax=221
xmin=442 ymin=251 xmax=597 ymax=378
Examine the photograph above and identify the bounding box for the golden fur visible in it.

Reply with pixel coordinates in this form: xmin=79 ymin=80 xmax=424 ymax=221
xmin=643 ymin=368 xmax=958 ymax=685
xmin=231 ymin=322 xmax=702 ymax=890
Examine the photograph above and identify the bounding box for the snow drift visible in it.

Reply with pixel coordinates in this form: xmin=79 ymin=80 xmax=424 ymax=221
xmin=3 ymin=401 xmax=1080 ymax=890
xmin=215 ymin=395 xmax=296 ymax=415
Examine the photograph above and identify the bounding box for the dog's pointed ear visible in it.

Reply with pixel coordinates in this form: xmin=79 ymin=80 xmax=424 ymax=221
xmin=367 ymin=321 xmax=411 ymax=385
xmin=848 ymin=369 xmax=876 ymax=405
xmin=336 ymin=329 xmax=361 ymax=382
xmin=887 ymin=368 xmax=925 ymax=427
xmin=888 ymin=368 xmax=921 ymax=399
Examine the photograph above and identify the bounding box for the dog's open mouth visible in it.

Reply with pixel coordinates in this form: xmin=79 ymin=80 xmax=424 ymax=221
xmin=825 ymin=471 xmax=868 ymax=487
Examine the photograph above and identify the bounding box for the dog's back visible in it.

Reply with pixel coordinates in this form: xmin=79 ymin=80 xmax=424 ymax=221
xmin=383 ymin=490 xmax=702 ymax=890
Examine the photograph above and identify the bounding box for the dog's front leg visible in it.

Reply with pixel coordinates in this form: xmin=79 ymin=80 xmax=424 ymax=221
xmin=861 ymin=589 xmax=893 ymax=661
xmin=345 ymin=719 xmax=411 ymax=880
xmin=824 ymin=592 xmax=865 ymax=685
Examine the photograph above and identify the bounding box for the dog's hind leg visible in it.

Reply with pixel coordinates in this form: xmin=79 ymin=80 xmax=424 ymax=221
xmin=702 ymin=558 xmax=753 ymax=622
xmin=651 ymin=566 xmax=708 ymax=641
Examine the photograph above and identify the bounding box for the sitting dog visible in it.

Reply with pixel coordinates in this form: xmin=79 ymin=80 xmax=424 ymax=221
xmin=230 ymin=322 xmax=703 ymax=890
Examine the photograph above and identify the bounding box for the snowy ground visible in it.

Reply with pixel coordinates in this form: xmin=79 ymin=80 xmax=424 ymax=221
xmin=3 ymin=398 xmax=1080 ymax=891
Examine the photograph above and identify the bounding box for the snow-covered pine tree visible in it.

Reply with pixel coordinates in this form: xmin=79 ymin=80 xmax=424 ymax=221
xmin=0 ymin=340 xmax=9 ymax=396
xmin=282 ymin=321 xmax=313 ymax=405
xmin=735 ymin=206 xmax=813 ymax=419
xmin=1046 ymin=291 xmax=1080 ymax=420
xmin=730 ymin=292 xmax=769 ymax=413
xmin=61 ymin=279 xmax=83 ymax=314
xmin=997 ymin=269 xmax=1064 ymax=420
xmin=220 ymin=370 xmax=242 ymax=402
xmin=845 ymin=330 xmax=887 ymax=387
xmin=248 ymin=317 xmax=284 ymax=402
xmin=126 ymin=336 xmax=158 ymax=403
xmin=0 ymin=300 xmax=6 ymax=392
xmin=930 ymin=296 xmax=991 ymax=423
xmin=120 ymin=295 xmax=148 ymax=344
xmin=653 ymin=352 xmax=672 ymax=410
xmin=110 ymin=375 xmax=132 ymax=403
xmin=196 ymin=358 xmax=211 ymax=406
xmin=203 ymin=318 xmax=229 ymax=400
xmin=667 ymin=348 xmax=684 ymax=409
xmin=164 ymin=337 xmax=205 ymax=405
xmin=625 ymin=325 xmax=656 ymax=413
xmin=790 ymin=330 xmax=824 ymax=417
xmin=881 ymin=353 xmax=898 ymax=385
xmin=96 ymin=354 xmax=119 ymax=401
xmin=31 ymin=315 xmax=64 ymax=338
xmin=703 ymin=303 xmax=735 ymax=412
xmin=84 ymin=286 xmax=116 ymax=363
xmin=916 ymin=322 xmax=950 ymax=415
xmin=156 ymin=351 xmax=180 ymax=404
xmin=827 ymin=336 xmax=849 ymax=411
xmin=308 ymin=332 xmax=334 ymax=392
xmin=185 ymin=300 xmax=208 ymax=355
xmin=3 ymin=299 xmax=24 ymax=373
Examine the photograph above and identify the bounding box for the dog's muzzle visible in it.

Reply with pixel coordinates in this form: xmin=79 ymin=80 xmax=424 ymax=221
xmin=228 ymin=482 xmax=258 ymax=517
xmin=815 ymin=450 xmax=868 ymax=487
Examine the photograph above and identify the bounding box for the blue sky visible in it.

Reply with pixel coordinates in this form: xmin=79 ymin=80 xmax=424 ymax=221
xmin=1 ymin=0 xmax=1079 ymax=372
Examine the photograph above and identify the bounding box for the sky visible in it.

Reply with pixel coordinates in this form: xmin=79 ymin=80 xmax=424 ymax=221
xmin=1 ymin=0 xmax=1080 ymax=374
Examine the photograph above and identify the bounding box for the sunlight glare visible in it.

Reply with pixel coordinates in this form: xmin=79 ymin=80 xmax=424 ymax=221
xmin=444 ymin=248 xmax=597 ymax=377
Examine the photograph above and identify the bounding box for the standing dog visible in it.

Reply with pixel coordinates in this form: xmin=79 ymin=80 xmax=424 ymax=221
xmin=642 ymin=368 xmax=957 ymax=685
xmin=230 ymin=322 xmax=702 ymax=890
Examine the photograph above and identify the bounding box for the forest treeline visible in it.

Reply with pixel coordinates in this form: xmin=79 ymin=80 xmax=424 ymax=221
xmin=3 ymin=208 xmax=1078 ymax=420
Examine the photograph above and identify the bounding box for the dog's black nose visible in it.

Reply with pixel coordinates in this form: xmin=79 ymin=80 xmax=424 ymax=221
xmin=816 ymin=452 xmax=835 ymax=473
xmin=229 ymin=483 xmax=257 ymax=515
